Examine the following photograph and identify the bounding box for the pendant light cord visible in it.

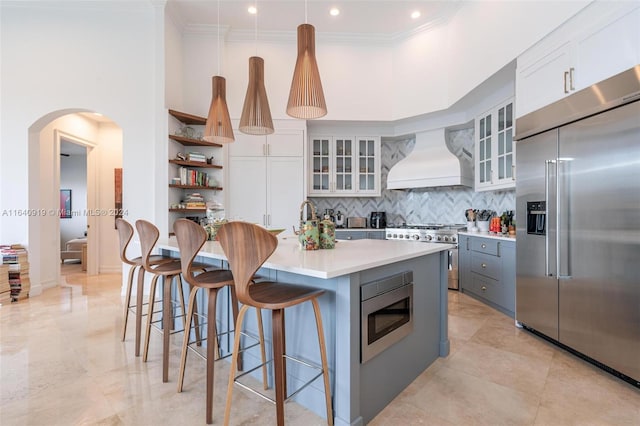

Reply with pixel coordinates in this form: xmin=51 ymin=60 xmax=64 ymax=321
xmin=305 ymin=0 xmax=308 ymax=24
xmin=255 ymin=0 xmax=258 ymax=56
xmin=217 ymin=0 xmax=220 ymax=75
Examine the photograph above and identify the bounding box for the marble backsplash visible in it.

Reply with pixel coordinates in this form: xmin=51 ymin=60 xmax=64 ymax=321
xmin=310 ymin=129 xmax=516 ymax=225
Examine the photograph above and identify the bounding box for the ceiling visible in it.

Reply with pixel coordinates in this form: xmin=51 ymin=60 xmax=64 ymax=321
xmin=168 ymin=0 xmax=462 ymax=38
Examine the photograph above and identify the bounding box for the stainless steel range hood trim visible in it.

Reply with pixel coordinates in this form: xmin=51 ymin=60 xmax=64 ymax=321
xmin=386 ymin=128 xmax=473 ymax=190
xmin=515 ymin=65 xmax=640 ymax=140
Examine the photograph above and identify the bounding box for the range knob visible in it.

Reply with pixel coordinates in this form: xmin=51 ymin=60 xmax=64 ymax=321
xmin=451 ymin=235 xmax=457 ymax=243
xmin=393 ymin=234 xmax=398 ymax=238
xmin=436 ymin=235 xmax=442 ymax=241
xmin=426 ymin=235 xmax=432 ymax=241
xmin=386 ymin=233 xmax=392 ymax=239
xmin=412 ymin=234 xmax=420 ymax=241
xmin=443 ymin=236 xmax=450 ymax=242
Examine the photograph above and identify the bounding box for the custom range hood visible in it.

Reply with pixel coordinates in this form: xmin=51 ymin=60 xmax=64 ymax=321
xmin=387 ymin=128 xmax=473 ymax=189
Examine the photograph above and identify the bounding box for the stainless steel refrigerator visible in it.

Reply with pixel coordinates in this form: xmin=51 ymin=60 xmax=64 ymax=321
xmin=515 ymin=65 xmax=640 ymax=386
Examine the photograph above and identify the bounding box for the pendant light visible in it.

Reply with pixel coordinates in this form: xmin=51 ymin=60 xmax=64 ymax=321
xmin=286 ymin=0 xmax=327 ymax=119
xmin=239 ymin=1 xmax=274 ymax=135
xmin=203 ymin=0 xmax=234 ymax=143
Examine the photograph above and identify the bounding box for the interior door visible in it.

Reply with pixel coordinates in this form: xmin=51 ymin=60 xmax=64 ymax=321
xmin=515 ymin=128 xmax=559 ymax=339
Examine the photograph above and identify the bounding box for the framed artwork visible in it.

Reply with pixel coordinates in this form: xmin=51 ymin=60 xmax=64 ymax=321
xmin=114 ymin=168 xmax=123 ymax=228
xmin=60 ymin=189 xmax=72 ymax=218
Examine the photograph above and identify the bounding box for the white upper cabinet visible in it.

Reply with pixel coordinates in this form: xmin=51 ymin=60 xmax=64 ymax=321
xmin=516 ymin=2 xmax=640 ymax=118
xmin=309 ymin=136 xmax=381 ymax=197
xmin=475 ymin=98 xmax=516 ymax=192
xmin=228 ymin=130 xmax=304 ymax=157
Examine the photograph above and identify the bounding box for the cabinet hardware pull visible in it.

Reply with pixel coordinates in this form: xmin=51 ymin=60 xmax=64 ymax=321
xmin=481 ymin=243 xmax=486 ymax=248
xmin=569 ymin=67 xmax=575 ymax=91
xmin=481 ymin=263 xmax=487 ymax=269
xmin=497 ymin=242 xmax=501 ymax=257
xmin=267 ymin=144 xmax=271 ymax=156
xmin=481 ymin=286 xmax=487 ymax=291
xmin=564 ymin=71 xmax=570 ymax=94
xmin=263 ymin=144 xmax=266 ymax=156
xmin=512 ymin=164 xmax=516 ymax=181
xmin=490 ymin=169 xmax=494 ymax=184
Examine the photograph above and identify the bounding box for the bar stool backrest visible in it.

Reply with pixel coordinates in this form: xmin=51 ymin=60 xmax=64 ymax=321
xmin=116 ymin=218 xmax=135 ymax=266
xmin=135 ymin=219 xmax=161 ymax=271
xmin=173 ymin=219 xmax=208 ymax=286
xmin=217 ymin=221 xmax=277 ymax=306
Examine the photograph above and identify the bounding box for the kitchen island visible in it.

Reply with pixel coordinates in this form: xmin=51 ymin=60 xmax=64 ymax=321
xmin=157 ymin=236 xmax=453 ymax=425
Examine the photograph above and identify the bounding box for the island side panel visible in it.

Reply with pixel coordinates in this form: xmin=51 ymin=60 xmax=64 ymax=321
xmin=440 ymin=250 xmax=450 ymax=356
xmin=358 ymin=251 xmax=448 ymax=424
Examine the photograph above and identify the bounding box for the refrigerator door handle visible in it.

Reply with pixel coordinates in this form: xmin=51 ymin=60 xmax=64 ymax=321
xmin=557 ymin=159 xmax=572 ymax=279
xmin=545 ymin=160 xmax=553 ymax=277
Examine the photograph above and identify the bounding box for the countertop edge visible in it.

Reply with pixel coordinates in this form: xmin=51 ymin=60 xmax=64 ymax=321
xmin=458 ymin=231 xmax=516 ymax=242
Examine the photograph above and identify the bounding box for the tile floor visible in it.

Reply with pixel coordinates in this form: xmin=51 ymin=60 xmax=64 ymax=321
xmin=1 ymin=271 xmax=638 ymax=425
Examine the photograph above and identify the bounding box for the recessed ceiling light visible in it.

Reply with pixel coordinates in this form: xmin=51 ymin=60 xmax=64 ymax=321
xmin=248 ymin=6 xmax=257 ymax=14
xmin=411 ymin=11 xmax=421 ymax=19
xmin=329 ymin=8 xmax=340 ymax=17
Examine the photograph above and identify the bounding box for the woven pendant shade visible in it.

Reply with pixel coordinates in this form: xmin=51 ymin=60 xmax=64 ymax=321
xmin=287 ymin=23 xmax=327 ymax=119
xmin=239 ymin=56 xmax=274 ymax=135
xmin=203 ymin=76 xmax=235 ymax=143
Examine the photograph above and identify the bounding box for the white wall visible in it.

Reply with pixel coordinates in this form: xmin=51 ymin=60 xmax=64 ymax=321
xmin=0 ymin=1 xmax=163 ymax=290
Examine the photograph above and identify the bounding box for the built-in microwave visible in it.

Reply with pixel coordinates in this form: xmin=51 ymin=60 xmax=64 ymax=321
xmin=360 ymin=271 xmax=413 ymax=363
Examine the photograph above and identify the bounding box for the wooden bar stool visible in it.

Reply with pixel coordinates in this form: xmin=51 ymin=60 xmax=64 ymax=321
xmin=218 ymin=221 xmax=333 ymax=426
xmin=173 ymin=219 xmax=268 ymax=424
xmin=136 ymin=219 xmax=205 ymax=383
xmin=116 ymin=218 xmax=174 ymax=355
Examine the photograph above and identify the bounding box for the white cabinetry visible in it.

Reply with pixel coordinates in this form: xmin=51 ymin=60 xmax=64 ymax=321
xmin=516 ymin=2 xmax=640 ymax=118
xmin=228 ymin=130 xmax=304 ymax=231
xmin=475 ymin=98 xmax=516 ymax=191
xmin=309 ymin=136 xmax=381 ymax=197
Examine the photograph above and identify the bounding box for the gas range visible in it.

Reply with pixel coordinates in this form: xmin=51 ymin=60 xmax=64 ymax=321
xmin=385 ymin=223 xmax=467 ymax=243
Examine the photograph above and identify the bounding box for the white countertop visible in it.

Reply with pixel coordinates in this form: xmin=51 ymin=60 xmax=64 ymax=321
xmin=157 ymin=237 xmax=452 ymax=279
xmin=458 ymin=231 xmax=516 ymax=242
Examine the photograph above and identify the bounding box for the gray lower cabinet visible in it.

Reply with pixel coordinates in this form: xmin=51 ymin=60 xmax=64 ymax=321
xmin=459 ymin=235 xmax=515 ymax=317
xmin=336 ymin=230 xmax=386 ymax=240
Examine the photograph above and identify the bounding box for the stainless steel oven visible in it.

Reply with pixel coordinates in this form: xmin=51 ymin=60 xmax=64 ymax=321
xmin=385 ymin=223 xmax=464 ymax=290
xmin=361 ymin=271 xmax=413 ymax=363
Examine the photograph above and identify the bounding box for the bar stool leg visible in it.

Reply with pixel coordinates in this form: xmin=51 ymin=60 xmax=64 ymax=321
xmin=163 ymin=275 xmax=175 ymax=383
xmin=121 ymin=264 xmax=138 ymax=341
xmin=312 ymin=299 xmax=334 ymax=425
xmin=223 ymin=304 xmax=250 ymax=426
xmin=135 ymin=267 xmax=147 ymax=356
xmin=272 ymin=308 xmax=286 ymax=426
xmin=255 ymin=307 xmax=268 ymax=390
xmin=177 ymin=287 xmax=199 ymax=392
xmin=206 ymin=287 xmax=220 ymax=424
xmin=229 ymin=288 xmax=242 ymax=371
xmin=143 ymin=274 xmax=160 ymax=362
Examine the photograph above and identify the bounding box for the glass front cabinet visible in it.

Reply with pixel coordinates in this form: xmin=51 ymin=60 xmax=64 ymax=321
xmin=475 ymin=98 xmax=516 ymax=191
xmin=309 ymin=136 xmax=381 ymax=196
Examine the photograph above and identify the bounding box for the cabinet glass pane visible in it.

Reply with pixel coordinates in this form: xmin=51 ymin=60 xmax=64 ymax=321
xmin=499 ymin=133 xmax=504 ymax=155
xmin=322 ymin=157 xmax=329 ymax=173
xmin=346 ymin=157 xmax=351 ymax=172
xmin=480 ymin=140 xmax=485 ymax=161
xmin=322 ymin=175 xmax=329 ymax=190
xmin=368 ymin=175 xmax=374 ymax=189
xmin=345 ymin=175 xmax=352 ymax=190
xmin=506 ymin=129 xmax=513 ymax=153
xmin=368 ymin=140 xmax=374 ymax=154
xmin=322 ymin=140 xmax=329 ymax=155
xmin=506 ymin=103 xmax=513 ymax=128
xmin=337 ymin=174 xmax=343 ymax=190
xmin=499 ymin=157 xmax=505 ymax=179
xmin=359 ymin=140 xmax=365 ymax=156
xmin=360 ymin=177 xmax=366 ymax=190
xmin=480 ymin=163 xmax=485 ymax=183
xmin=359 ymin=157 xmax=365 ymax=172
xmin=313 ymin=175 xmax=320 ymax=189
xmin=337 ymin=140 xmax=344 ymax=155
xmin=345 ymin=141 xmax=351 ymax=156
xmin=485 ymin=160 xmax=492 ymax=182
xmin=486 ymin=114 xmax=492 ymax=136
xmin=486 ymin=137 xmax=491 ymax=157
xmin=368 ymin=158 xmax=374 ymax=172
xmin=480 ymin=118 xmax=485 ymax=138
xmin=313 ymin=157 xmax=320 ymax=172
xmin=499 ymin=107 xmax=505 ymax=131
xmin=313 ymin=140 xmax=321 ymax=155
xmin=336 ymin=157 xmax=343 ymax=172
xmin=506 ymin=154 xmax=513 ymax=178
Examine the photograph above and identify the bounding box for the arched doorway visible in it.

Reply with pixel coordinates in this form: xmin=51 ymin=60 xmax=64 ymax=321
xmin=28 ymin=109 xmax=122 ymax=294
